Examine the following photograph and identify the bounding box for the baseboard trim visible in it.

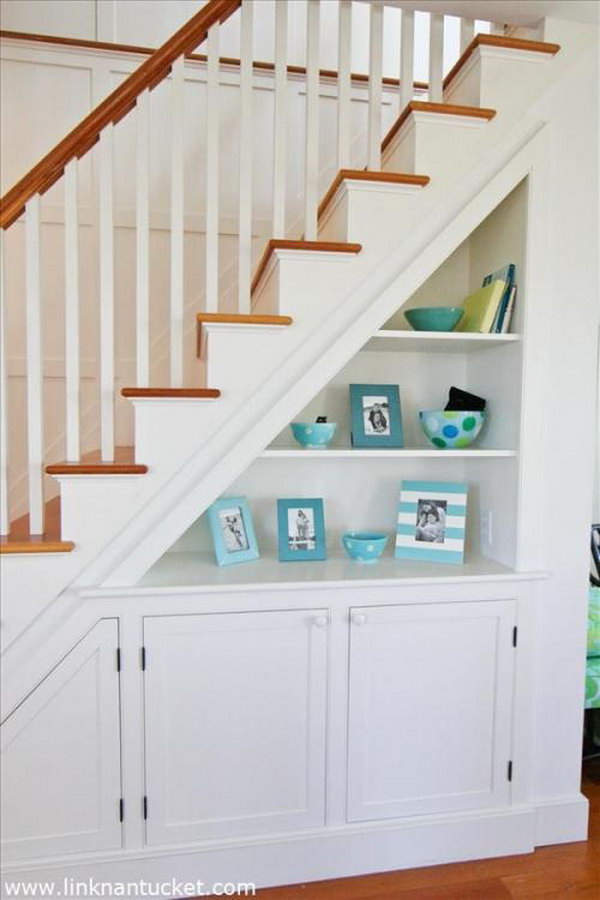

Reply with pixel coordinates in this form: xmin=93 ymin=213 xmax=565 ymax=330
xmin=533 ymin=793 xmax=589 ymax=846
xmin=2 ymin=807 xmax=536 ymax=895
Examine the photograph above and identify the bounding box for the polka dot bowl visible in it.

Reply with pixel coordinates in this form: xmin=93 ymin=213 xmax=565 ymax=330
xmin=419 ymin=409 xmax=486 ymax=449
xmin=342 ymin=531 xmax=389 ymax=564
xmin=290 ymin=422 xmax=337 ymax=449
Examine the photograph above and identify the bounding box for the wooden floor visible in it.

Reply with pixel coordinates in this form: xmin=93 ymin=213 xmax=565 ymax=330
xmin=258 ymin=759 xmax=600 ymax=899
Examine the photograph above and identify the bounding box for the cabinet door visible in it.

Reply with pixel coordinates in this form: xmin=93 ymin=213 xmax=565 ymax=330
xmin=1 ymin=620 xmax=122 ymax=862
xmin=347 ymin=600 xmax=516 ymax=822
xmin=143 ymin=609 xmax=328 ymax=844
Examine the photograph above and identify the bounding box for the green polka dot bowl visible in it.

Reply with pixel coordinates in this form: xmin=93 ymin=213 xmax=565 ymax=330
xmin=342 ymin=532 xmax=389 ymax=564
xmin=290 ymin=422 xmax=337 ymax=449
xmin=419 ymin=409 xmax=486 ymax=449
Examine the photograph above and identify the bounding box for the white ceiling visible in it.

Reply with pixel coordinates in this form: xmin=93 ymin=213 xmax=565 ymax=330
xmin=357 ymin=1 xmax=600 ymax=27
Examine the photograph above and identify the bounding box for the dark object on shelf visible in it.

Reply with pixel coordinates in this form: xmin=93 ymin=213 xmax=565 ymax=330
xmin=316 ymin=416 xmax=328 ymax=423
xmin=445 ymin=386 xmax=486 ymax=412
xmin=592 ymin=524 xmax=600 ymax=587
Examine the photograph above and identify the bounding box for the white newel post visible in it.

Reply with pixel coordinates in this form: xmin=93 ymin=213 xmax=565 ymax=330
xmin=400 ymin=8 xmax=415 ymax=111
xmin=428 ymin=13 xmax=444 ymax=103
xmin=170 ymin=56 xmax=185 ymax=385
xmin=0 ymin=230 xmax=8 ymax=534
xmin=64 ymin=159 xmax=81 ymax=461
xmin=136 ymin=89 xmax=150 ymax=387
xmin=24 ymin=195 xmax=44 ymax=532
xmin=272 ymin=0 xmax=288 ymax=238
xmin=337 ymin=0 xmax=352 ymax=170
xmin=205 ymin=23 xmax=220 ymax=313
xmin=99 ymin=125 xmax=115 ymax=460
xmin=304 ymin=0 xmax=320 ymax=241
xmin=238 ymin=0 xmax=253 ymax=313
xmin=367 ymin=1 xmax=384 ymax=170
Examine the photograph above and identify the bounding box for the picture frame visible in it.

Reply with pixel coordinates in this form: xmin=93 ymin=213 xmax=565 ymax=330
xmin=277 ymin=498 xmax=326 ymax=562
xmin=207 ymin=496 xmax=259 ymax=566
xmin=349 ymin=384 xmax=404 ymax=448
xmin=395 ymin=480 xmax=468 ymax=565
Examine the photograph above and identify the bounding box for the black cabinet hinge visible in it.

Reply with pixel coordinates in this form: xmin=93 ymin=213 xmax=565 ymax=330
xmin=507 ymin=760 xmax=513 ymax=782
xmin=512 ymin=626 xmax=518 ymax=648
xmin=141 ymin=646 xmax=146 ymax=671
xmin=116 ymin=647 xmax=121 ymax=672
xmin=143 ymin=796 xmax=148 ymax=820
xmin=119 ymin=798 xmax=124 ymax=822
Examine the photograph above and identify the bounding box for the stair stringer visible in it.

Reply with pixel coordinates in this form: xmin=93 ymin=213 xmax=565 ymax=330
xmin=91 ymin=120 xmax=550 ymax=590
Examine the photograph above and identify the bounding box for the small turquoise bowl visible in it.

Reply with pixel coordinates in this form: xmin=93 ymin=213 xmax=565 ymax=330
xmin=419 ymin=409 xmax=486 ymax=449
xmin=405 ymin=307 xmax=464 ymax=332
xmin=290 ymin=422 xmax=337 ymax=449
xmin=342 ymin=531 xmax=388 ymax=564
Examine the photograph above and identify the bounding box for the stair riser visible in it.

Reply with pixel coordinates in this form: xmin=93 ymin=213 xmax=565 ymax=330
xmin=205 ymin=326 xmax=292 ymax=396
xmin=319 ymin=183 xmax=426 ymax=248
xmin=383 ymin=114 xmax=490 ymax=183
xmin=444 ymin=46 xmax=557 ymax=110
xmin=132 ymin=401 xmax=223 ymax=469
xmin=57 ymin=477 xmax=152 ymax=546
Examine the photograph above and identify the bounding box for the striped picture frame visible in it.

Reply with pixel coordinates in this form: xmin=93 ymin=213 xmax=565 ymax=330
xmin=395 ymin=480 xmax=468 ymax=565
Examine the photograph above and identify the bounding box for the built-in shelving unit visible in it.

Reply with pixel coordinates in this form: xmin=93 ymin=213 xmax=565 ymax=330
xmin=259 ymin=448 xmax=517 ymax=458
xmin=362 ymin=330 xmax=521 ymax=353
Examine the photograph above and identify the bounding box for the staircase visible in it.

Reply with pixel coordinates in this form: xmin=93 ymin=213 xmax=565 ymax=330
xmin=0 ymin=0 xmax=577 ymax=660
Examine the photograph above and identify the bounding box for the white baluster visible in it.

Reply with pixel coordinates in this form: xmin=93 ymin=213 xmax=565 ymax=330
xmin=238 ymin=0 xmax=253 ymax=313
xmin=205 ymin=24 xmax=220 ymax=312
xmin=99 ymin=125 xmax=115 ymax=461
xmin=367 ymin=1 xmax=383 ymax=170
xmin=64 ymin=159 xmax=80 ymax=461
xmin=304 ymin=0 xmax=320 ymax=242
xmin=0 ymin=231 xmax=9 ymax=534
xmin=428 ymin=13 xmax=444 ymax=103
xmin=272 ymin=0 xmax=287 ymax=238
xmin=136 ymin=89 xmax=150 ymax=387
xmin=337 ymin=0 xmax=352 ymax=170
xmin=25 ymin=196 xmax=44 ymax=533
xmin=170 ymin=55 xmax=185 ymax=385
xmin=460 ymin=17 xmax=475 ymax=52
xmin=400 ymin=8 xmax=415 ymax=111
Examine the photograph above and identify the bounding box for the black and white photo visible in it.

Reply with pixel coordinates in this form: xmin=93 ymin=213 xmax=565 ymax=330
xmin=415 ymin=499 xmax=447 ymax=543
xmin=362 ymin=396 xmax=390 ymax=436
xmin=218 ymin=507 xmax=249 ymax=552
xmin=287 ymin=507 xmax=316 ymax=551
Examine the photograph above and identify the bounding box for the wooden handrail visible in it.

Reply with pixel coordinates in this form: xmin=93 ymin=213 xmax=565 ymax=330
xmin=0 ymin=0 xmax=241 ymax=229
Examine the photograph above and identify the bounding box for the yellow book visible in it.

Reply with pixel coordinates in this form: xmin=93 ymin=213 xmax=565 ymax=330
xmin=456 ymin=280 xmax=507 ymax=333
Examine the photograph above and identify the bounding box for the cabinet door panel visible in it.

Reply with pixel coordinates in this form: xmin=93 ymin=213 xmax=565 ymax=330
xmin=144 ymin=609 xmax=328 ymax=844
xmin=347 ymin=600 xmax=515 ymax=822
xmin=1 ymin=620 xmax=122 ymax=861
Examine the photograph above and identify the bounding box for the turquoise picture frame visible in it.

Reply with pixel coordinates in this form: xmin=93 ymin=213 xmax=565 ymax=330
xmin=395 ymin=480 xmax=468 ymax=565
xmin=349 ymin=384 xmax=404 ymax=448
xmin=207 ymin=496 xmax=259 ymax=566
xmin=277 ymin=498 xmax=326 ymax=562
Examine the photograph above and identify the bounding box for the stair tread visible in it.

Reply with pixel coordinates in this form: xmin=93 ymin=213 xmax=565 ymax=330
xmin=444 ymin=34 xmax=561 ymax=91
xmin=382 ymin=101 xmax=496 ymax=155
xmin=121 ymin=387 xmax=221 ymax=398
xmin=1 ymin=496 xmax=74 ymax=554
xmin=197 ymin=312 xmax=293 ymax=326
xmin=251 ymin=239 xmax=362 ymax=296
xmin=318 ymin=170 xmax=431 ymax=220
xmin=46 ymin=446 xmax=147 ymax=475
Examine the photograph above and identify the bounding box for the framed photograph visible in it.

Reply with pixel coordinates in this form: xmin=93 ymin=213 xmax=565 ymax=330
xmin=277 ymin=498 xmax=326 ymax=562
xmin=207 ymin=496 xmax=259 ymax=566
xmin=349 ymin=384 xmax=404 ymax=448
xmin=395 ymin=480 xmax=468 ymax=565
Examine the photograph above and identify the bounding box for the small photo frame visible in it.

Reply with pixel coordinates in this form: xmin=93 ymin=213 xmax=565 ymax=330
xmin=208 ymin=496 xmax=259 ymax=566
xmin=277 ymin=498 xmax=326 ymax=562
xmin=395 ymin=480 xmax=468 ymax=565
xmin=349 ymin=384 xmax=404 ymax=448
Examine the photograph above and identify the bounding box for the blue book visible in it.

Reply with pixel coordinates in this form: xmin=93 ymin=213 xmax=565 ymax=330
xmin=482 ymin=264 xmax=516 ymax=333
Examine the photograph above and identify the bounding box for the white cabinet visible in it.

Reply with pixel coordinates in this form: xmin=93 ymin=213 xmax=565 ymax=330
xmin=347 ymin=600 xmax=516 ymax=822
xmin=0 ymin=620 xmax=122 ymax=862
xmin=143 ymin=608 xmax=329 ymax=845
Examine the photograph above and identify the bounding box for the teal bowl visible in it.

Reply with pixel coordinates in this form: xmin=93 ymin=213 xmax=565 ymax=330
xmin=419 ymin=409 xmax=486 ymax=449
xmin=290 ymin=422 xmax=337 ymax=449
xmin=405 ymin=307 xmax=464 ymax=332
xmin=342 ymin=531 xmax=388 ymax=564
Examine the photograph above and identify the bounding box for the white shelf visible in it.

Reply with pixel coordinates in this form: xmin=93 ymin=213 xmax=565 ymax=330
xmin=129 ymin=550 xmax=545 ymax=595
xmin=260 ymin=448 xmax=517 ymax=459
xmin=362 ymin=330 xmax=521 ymax=353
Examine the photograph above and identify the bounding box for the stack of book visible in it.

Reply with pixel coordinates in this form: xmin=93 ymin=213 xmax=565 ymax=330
xmin=455 ymin=264 xmax=517 ymax=334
